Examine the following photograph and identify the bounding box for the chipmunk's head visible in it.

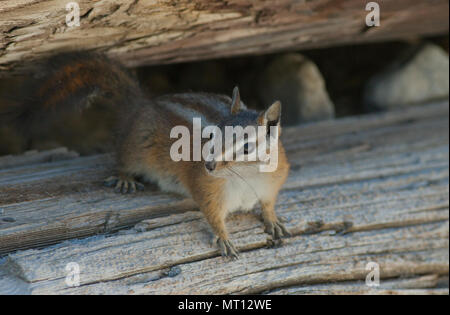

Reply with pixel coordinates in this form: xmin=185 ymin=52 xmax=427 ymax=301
xmin=204 ymin=87 xmax=282 ymax=176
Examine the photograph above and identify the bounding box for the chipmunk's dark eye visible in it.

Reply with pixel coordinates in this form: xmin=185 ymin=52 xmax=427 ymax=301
xmin=243 ymin=143 xmax=249 ymax=155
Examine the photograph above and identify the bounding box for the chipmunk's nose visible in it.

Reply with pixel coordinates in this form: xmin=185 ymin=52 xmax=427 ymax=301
xmin=205 ymin=161 xmax=216 ymax=172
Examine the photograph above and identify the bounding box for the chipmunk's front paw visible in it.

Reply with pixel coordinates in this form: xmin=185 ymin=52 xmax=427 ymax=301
xmin=264 ymin=219 xmax=291 ymax=247
xmin=217 ymin=238 xmax=239 ymax=259
xmin=103 ymin=176 xmax=145 ymax=194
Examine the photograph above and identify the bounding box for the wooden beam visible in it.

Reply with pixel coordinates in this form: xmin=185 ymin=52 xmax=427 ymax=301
xmin=0 ymin=0 xmax=448 ymax=76
xmin=0 ymin=102 xmax=448 ymax=294
xmin=0 ymin=102 xmax=448 ymax=255
xmin=268 ymin=275 xmax=449 ymax=295
xmin=0 ymin=221 xmax=448 ymax=294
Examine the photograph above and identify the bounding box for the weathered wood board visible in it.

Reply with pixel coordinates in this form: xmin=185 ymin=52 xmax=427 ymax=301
xmin=0 ymin=101 xmax=448 ymax=294
xmin=0 ymin=0 xmax=449 ymax=76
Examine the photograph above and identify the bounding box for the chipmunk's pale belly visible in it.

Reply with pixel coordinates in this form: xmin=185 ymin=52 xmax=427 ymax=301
xmin=223 ymin=174 xmax=271 ymax=213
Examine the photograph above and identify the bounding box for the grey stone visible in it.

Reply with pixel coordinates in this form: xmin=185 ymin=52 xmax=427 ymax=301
xmin=259 ymin=53 xmax=335 ymax=125
xmin=364 ymin=43 xmax=449 ymax=110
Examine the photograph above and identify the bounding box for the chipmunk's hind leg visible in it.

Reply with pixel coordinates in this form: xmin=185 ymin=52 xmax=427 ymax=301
xmin=103 ymin=174 xmax=145 ymax=194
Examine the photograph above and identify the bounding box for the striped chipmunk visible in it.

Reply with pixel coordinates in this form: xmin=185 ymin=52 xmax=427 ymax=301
xmin=4 ymin=52 xmax=291 ymax=258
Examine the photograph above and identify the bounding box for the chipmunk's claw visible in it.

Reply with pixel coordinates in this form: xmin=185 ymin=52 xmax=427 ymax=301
xmin=217 ymin=238 xmax=239 ymax=259
xmin=103 ymin=176 xmax=144 ymax=194
xmin=103 ymin=176 xmax=118 ymax=187
xmin=265 ymin=220 xmax=291 ymax=247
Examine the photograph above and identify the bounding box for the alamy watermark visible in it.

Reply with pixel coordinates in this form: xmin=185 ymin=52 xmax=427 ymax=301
xmin=366 ymin=2 xmax=381 ymax=27
xmin=65 ymin=262 xmax=80 ymax=287
xmin=170 ymin=118 xmax=279 ymax=173
xmin=365 ymin=262 xmax=380 ymax=287
xmin=66 ymin=2 xmax=80 ymax=27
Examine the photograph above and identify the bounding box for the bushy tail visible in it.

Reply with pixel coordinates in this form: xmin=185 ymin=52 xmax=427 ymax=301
xmin=0 ymin=52 xmax=141 ymax=135
xmin=0 ymin=52 xmax=145 ymax=154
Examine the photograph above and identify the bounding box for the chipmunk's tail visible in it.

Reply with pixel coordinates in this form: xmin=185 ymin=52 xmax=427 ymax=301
xmin=0 ymin=52 xmax=142 ymax=136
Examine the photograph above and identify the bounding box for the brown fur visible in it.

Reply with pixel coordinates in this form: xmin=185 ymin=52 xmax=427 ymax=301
xmin=116 ymin=93 xmax=290 ymax=257
xmin=5 ymin=53 xmax=291 ymax=258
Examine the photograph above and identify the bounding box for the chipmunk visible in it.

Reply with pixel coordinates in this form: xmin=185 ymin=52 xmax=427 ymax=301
xmin=3 ymin=52 xmax=290 ymax=258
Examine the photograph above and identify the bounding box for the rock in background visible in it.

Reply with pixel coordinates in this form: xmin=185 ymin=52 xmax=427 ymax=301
xmin=364 ymin=43 xmax=449 ymax=111
xmin=258 ymin=53 xmax=335 ymax=125
xmin=1 ymin=37 xmax=448 ymax=156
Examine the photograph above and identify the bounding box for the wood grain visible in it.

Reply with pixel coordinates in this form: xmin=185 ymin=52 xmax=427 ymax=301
xmin=0 ymin=102 xmax=448 ymax=294
xmin=0 ymin=0 xmax=448 ymax=76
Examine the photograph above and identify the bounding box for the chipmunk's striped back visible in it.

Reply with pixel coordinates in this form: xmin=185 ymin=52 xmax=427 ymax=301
xmin=154 ymin=92 xmax=247 ymax=127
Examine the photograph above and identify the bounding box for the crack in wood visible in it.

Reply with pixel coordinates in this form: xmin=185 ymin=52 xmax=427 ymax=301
xmin=0 ymin=0 xmax=448 ymax=75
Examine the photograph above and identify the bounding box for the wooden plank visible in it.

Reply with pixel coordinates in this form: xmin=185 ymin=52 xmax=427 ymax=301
xmin=267 ymin=275 xmax=449 ymax=295
xmin=0 ymin=0 xmax=448 ymax=76
xmin=0 ymin=102 xmax=448 ymax=294
xmin=0 ymin=147 xmax=79 ymax=170
xmin=0 ymin=258 xmax=30 ymax=295
xmin=0 ymin=102 xmax=448 ymax=255
xmin=1 ymin=221 xmax=448 ymax=294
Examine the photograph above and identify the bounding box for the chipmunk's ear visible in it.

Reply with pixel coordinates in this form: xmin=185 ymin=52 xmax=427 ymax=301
xmin=230 ymin=86 xmax=241 ymax=115
xmin=258 ymin=101 xmax=282 ymax=137
xmin=259 ymin=101 xmax=281 ymax=126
